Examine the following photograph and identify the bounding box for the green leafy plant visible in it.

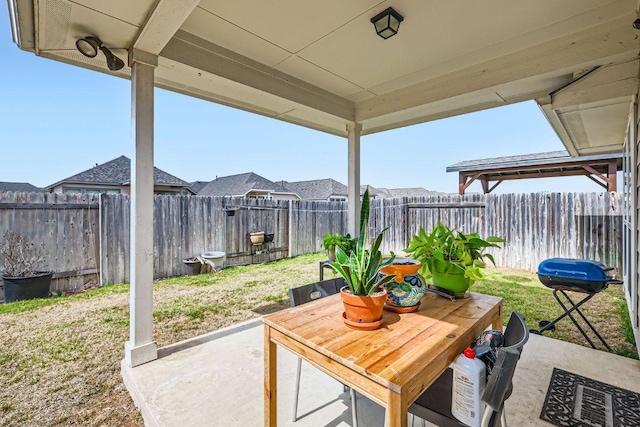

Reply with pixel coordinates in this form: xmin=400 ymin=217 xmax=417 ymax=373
xmin=327 ymin=189 xmax=396 ymax=296
xmin=322 ymin=232 xmax=356 ymax=255
xmin=404 ymin=222 xmax=504 ymax=282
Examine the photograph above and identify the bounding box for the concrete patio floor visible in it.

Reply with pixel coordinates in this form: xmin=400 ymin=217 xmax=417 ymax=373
xmin=122 ymin=318 xmax=640 ymax=427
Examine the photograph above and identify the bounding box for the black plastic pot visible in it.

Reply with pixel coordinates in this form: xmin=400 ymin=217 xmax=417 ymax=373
xmin=2 ymin=272 xmax=53 ymax=303
xmin=183 ymin=259 xmax=202 ymax=276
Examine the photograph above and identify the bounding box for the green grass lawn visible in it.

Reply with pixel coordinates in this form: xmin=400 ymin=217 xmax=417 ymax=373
xmin=0 ymin=253 xmax=636 ymax=427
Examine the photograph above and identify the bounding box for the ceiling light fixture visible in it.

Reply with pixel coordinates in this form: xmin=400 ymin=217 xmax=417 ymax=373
xmin=75 ymin=36 xmax=125 ymax=71
xmin=370 ymin=7 xmax=404 ymax=39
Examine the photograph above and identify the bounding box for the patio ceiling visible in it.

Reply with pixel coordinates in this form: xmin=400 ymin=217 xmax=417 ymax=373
xmin=9 ymin=0 xmax=640 ymax=153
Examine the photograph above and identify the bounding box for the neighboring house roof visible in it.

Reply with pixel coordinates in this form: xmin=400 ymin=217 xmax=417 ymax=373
xmin=45 ymin=156 xmax=192 ymax=191
xmin=189 ymin=181 xmax=210 ymax=194
xmin=284 ymin=179 xmax=389 ymax=200
xmin=376 ymin=187 xmax=446 ymax=198
xmin=446 ymin=150 xmax=623 ymax=172
xmin=361 ymin=185 xmax=385 ymax=198
xmin=0 ymin=182 xmax=42 ymax=193
xmin=198 ymin=172 xmax=293 ymax=197
xmin=284 ymin=179 xmax=348 ymax=200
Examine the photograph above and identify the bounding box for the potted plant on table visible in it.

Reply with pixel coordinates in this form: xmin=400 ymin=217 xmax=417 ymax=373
xmin=404 ymin=222 xmax=504 ymax=294
xmin=327 ymin=188 xmax=395 ymax=330
xmin=322 ymin=232 xmax=356 ymax=261
xmin=0 ymin=231 xmax=53 ymax=302
xmin=379 ymin=257 xmax=426 ymax=312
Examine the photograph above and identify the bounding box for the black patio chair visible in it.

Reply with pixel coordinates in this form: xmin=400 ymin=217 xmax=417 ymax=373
xmin=408 ymin=311 xmax=529 ymax=427
xmin=289 ymin=278 xmax=359 ymax=426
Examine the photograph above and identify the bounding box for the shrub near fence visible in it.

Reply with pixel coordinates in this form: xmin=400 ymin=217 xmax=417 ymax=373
xmin=0 ymin=191 xmax=622 ymax=291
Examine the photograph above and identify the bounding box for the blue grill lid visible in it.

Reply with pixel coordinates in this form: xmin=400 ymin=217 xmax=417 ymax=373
xmin=537 ymin=258 xmax=610 ymax=282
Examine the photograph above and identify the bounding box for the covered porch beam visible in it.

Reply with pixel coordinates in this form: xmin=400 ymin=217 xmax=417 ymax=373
xmin=161 ymin=31 xmax=355 ymax=122
xmin=131 ymin=0 xmax=201 ymax=55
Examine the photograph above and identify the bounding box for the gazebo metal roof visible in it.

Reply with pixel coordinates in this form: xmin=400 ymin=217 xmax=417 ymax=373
xmin=447 ymin=151 xmax=623 ymax=194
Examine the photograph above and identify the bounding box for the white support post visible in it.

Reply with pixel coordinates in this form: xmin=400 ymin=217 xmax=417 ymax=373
xmin=347 ymin=123 xmax=362 ymax=237
xmin=125 ymin=50 xmax=158 ymax=368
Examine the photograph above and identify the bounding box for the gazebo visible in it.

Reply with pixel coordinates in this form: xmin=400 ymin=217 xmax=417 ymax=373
xmin=7 ymin=0 xmax=640 ymax=398
xmin=448 ymin=150 xmax=623 ymax=194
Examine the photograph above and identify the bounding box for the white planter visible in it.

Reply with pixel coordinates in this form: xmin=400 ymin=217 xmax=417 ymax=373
xmin=201 ymin=251 xmax=226 ymax=270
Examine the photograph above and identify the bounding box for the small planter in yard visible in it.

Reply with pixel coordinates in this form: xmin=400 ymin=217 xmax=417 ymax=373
xmin=322 ymin=232 xmax=356 ymax=262
xmin=201 ymin=251 xmax=226 ymax=271
xmin=249 ymin=231 xmax=265 ymax=245
xmin=0 ymin=230 xmax=53 ymax=303
xmin=183 ymin=257 xmax=203 ymax=275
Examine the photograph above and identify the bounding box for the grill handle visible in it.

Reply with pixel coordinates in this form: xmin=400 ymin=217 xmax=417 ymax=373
xmin=603 ymin=267 xmax=615 ymax=272
xmin=608 ymin=279 xmax=624 ymax=285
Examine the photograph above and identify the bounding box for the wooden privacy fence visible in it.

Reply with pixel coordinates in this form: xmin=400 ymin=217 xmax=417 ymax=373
xmin=0 ymin=192 xmax=100 ymax=292
xmin=100 ymin=196 xmax=348 ymax=284
xmin=0 ymin=191 xmax=622 ymax=290
xmin=371 ymin=192 xmax=621 ymax=275
xmin=101 ymin=196 xmax=290 ymax=284
xmin=484 ymin=192 xmax=622 ymax=273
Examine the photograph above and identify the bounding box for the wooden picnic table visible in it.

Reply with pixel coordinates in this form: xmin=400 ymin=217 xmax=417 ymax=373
xmin=263 ymin=291 xmax=503 ymax=427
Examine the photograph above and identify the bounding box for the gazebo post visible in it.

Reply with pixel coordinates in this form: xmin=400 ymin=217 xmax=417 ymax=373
xmin=347 ymin=123 xmax=362 ymax=236
xmin=125 ymin=50 xmax=158 ymax=368
xmin=608 ymin=160 xmax=617 ymax=192
xmin=458 ymin=173 xmax=465 ymax=195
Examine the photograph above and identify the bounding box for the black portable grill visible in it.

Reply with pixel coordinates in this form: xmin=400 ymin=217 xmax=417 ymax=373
xmin=531 ymin=258 xmax=623 ymax=349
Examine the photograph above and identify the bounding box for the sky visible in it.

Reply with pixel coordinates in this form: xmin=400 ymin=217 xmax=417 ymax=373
xmin=0 ymin=6 xmax=603 ymax=194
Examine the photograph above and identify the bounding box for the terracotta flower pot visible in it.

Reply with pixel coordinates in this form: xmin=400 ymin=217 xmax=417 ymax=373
xmin=340 ymin=286 xmax=386 ymax=329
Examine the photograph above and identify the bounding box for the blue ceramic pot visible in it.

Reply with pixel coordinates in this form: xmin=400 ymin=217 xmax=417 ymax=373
xmin=380 ymin=273 xmax=427 ymax=307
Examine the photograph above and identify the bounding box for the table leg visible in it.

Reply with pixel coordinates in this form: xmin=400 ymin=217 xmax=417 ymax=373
xmin=264 ymin=324 xmax=277 ymax=426
xmin=387 ymin=390 xmax=407 ymax=427
xmin=491 ymin=304 xmax=503 ymax=331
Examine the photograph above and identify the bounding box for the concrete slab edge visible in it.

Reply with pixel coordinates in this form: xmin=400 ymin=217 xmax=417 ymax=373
xmin=157 ymin=317 xmax=264 ymax=358
xmin=121 ymin=358 xmax=160 ymax=427
xmin=120 ymin=316 xmax=264 ymax=427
